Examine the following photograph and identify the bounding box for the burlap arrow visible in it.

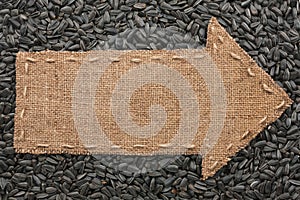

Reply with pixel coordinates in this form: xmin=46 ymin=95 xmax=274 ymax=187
xmin=14 ymin=17 xmax=292 ymax=179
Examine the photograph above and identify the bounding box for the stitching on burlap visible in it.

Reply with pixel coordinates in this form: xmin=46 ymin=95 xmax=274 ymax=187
xmin=210 ymin=161 xmax=218 ymax=170
xmin=26 ymin=57 xmax=36 ymax=63
xmin=229 ymin=52 xmax=241 ymax=60
xmin=66 ymin=57 xmax=77 ymax=62
xmin=20 ymin=108 xmax=25 ymax=119
xmin=37 ymin=144 xmax=49 ymax=148
xmin=17 ymin=62 xmax=28 ymax=142
xmin=259 ymin=116 xmax=268 ymax=125
xmin=226 ymin=144 xmax=233 ymax=150
xmin=130 ymin=58 xmax=142 ymax=63
xmin=62 ymin=145 xmax=75 ymax=149
xmin=218 ymin=36 xmax=224 ymax=43
xmin=24 ymin=63 xmax=28 ymax=74
xmin=45 ymin=58 xmax=55 ymax=63
xmin=241 ymin=131 xmax=250 ymax=140
xmin=262 ymin=83 xmax=274 ymax=93
xmin=276 ymin=100 xmax=285 ymax=109
xmin=109 ymin=57 xmax=121 ymax=62
xmin=23 ymin=86 xmax=27 ymax=97
xmin=247 ymin=68 xmax=255 ymax=77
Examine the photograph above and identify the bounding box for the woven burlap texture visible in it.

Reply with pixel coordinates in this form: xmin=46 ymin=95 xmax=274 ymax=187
xmin=14 ymin=17 xmax=292 ymax=179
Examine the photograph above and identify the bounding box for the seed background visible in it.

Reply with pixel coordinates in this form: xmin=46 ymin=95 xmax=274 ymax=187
xmin=0 ymin=0 xmax=300 ymax=199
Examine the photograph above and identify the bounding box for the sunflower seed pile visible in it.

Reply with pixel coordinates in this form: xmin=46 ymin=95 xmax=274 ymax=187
xmin=0 ymin=0 xmax=300 ymax=199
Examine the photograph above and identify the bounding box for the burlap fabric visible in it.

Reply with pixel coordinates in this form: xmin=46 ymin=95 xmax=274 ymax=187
xmin=14 ymin=18 xmax=292 ymax=178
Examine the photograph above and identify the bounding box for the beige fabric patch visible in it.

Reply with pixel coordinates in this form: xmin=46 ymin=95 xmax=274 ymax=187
xmin=14 ymin=17 xmax=292 ymax=179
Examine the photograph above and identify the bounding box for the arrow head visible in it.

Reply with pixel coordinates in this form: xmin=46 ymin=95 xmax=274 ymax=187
xmin=201 ymin=17 xmax=293 ymax=178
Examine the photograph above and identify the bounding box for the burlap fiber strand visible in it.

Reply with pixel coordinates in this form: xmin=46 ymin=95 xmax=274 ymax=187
xmin=14 ymin=17 xmax=292 ymax=179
